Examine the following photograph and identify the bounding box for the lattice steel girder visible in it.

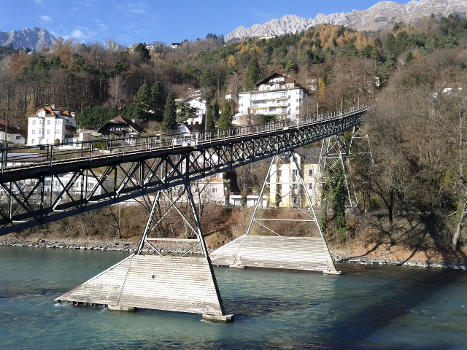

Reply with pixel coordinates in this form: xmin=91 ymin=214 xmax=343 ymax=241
xmin=0 ymin=111 xmax=364 ymax=234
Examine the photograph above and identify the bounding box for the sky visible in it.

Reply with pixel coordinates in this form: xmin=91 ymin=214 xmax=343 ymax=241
xmin=0 ymin=0 xmax=408 ymax=46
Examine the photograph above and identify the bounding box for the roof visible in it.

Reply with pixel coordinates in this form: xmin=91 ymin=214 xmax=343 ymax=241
xmin=255 ymin=73 xmax=301 ymax=88
xmin=97 ymin=115 xmax=144 ymax=134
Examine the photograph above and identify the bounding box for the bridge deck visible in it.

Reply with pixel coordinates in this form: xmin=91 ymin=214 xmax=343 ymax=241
xmin=210 ymin=235 xmax=339 ymax=274
xmin=56 ymin=254 xmax=229 ymax=319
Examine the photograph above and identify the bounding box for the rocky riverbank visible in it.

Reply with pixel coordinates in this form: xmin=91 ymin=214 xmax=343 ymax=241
xmin=1 ymin=235 xmax=465 ymax=271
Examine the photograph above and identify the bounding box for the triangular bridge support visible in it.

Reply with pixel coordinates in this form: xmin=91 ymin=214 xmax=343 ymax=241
xmin=211 ymin=152 xmax=340 ymax=274
xmin=56 ymin=183 xmax=233 ymax=322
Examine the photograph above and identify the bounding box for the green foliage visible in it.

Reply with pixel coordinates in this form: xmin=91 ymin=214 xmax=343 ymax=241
xmin=162 ymin=91 xmax=177 ymax=133
xmin=322 ymin=168 xmax=347 ymax=237
xmin=205 ymin=104 xmax=216 ymax=131
xmin=77 ymin=106 xmax=120 ymax=130
xmin=176 ymin=101 xmax=197 ymax=122
xmin=200 ymin=69 xmax=217 ymax=100
xmin=217 ymin=100 xmax=234 ymax=129
xmin=245 ymin=57 xmax=261 ymax=90
xmin=212 ymin=99 xmax=220 ymax=121
xmin=134 ymin=83 xmax=150 ymax=108
xmin=149 ymin=81 xmax=164 ymax=121
xmin=133 ymin=43 xmax=150 ymax=62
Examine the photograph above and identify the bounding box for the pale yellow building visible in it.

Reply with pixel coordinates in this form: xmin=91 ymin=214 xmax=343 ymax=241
xmin=269 ymin=149 xmax=321 ymax=208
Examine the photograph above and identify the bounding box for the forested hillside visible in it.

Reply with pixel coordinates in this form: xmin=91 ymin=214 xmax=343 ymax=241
xmin=0 ymin=15 xmax=464 ymax=132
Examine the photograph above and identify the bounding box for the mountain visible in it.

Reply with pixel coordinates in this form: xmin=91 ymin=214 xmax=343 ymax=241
xmin=0 ymin=27 xmax=56 ymax=51
xmin=226 ymin=0 xmax=467 ymax=41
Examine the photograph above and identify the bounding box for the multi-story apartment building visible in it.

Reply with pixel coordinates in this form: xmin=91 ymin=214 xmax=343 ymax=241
xmin=237 ymin=73 xmax=308 ymax=122
xmin=27 ymin=105 xmax=76 ymax=146
xmin=269 ymin=150 xmax=321 ymax=208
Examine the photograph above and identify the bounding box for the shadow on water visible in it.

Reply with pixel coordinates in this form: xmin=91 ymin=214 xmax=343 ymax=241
xmin=219 ymin=265 xmax=466 ymax=349
xmin=312 ymin=267 xmax=465 ymax=349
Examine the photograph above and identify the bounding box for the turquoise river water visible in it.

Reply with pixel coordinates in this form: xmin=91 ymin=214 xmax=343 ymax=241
xmin=0 ymin=246 xmax=465 ymax=349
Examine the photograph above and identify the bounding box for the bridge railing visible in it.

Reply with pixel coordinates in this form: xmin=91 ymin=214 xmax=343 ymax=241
xmin=0 ymin=105 xmax=366 ymax=172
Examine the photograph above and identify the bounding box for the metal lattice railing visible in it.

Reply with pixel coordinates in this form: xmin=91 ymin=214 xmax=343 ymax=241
xmin=0 ymin=106 xmax=367 ymax=172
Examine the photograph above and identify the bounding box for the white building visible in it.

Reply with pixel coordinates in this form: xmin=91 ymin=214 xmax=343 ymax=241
xmin=191 ymin=173 xmax=230 ymax=205
xmin=0 ymin=118 xmax=26 ymax=145
xmin=176 ymin=89 xmax=206 ymax=126
xmin=269 ymin=150 xmax=321 ymax=208
xmin=27 ymin=105 xmax=76 ymax=146
xmin=237 ymin=73 xmax=308 ymax=122
xmin=185 ymin=97 xmax=206 ymax=126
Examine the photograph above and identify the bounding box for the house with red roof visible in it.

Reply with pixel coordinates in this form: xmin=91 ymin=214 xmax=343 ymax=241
xmin=27 ymin=104 xmax=77 ymax=146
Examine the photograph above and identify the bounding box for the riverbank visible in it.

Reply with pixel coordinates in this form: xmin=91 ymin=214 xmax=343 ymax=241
xmin=1 ymin=235 xmax=465 ymax=271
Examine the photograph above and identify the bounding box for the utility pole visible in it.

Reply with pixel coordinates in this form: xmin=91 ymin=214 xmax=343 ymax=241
xmin=3 ymin=84 xmax=10 ymax=146
xmin=2 ymin=84 xmax=10 ymax=173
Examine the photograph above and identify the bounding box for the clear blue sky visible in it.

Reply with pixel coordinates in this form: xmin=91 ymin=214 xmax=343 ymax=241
xmin=0 ymin=0 xmax=408 ymax=46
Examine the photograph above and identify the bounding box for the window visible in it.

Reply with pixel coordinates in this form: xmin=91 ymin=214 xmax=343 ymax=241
xmin=16 ymin=136 xmax=21 ymax=140
xmin=32 ymin=130 xmax=35 ymax=135
xmin=309 ymin=183 xmax=313 ymax=190
xmin=309 ymin=169 xmax=313 ymax=176
xmin=292 ymin=169 xmax=298 ymax=176
xmin=47 ymin=130 xmax=50 ymax=135
xmin=292 ymin=184 xmax=298 ymax=190
xmin=47 ymin=120 xmax=51 ymax=125
xmin=31 ymin=139 xmax=35 ymax=144
xmin=277 ymin=170 xmax=282 ymax=177
xmin=32 ymin=120 xmax=36 ymax=125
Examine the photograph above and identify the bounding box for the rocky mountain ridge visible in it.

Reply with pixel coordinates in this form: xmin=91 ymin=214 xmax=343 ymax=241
xmin=226 ymin=0 xmax=467 ymax=41
xmin=0 ymin=27 xmax=56 ymax=51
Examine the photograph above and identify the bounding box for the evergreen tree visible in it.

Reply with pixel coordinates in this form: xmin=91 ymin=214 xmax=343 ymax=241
xmin=217 ymin=100 xmax=234 ymax=129
xmin=213 ymin=99 xmax=220 ymax=121
xmin=205 ymin=105 xmax=215 ymax=131
xmin=162 ymin=91 xmax=177 ymax=133
xmin=245 ymin=57 xmax=261 ymax=90
xmin=134 ymin=43 xmax=150 ymax=62
xmin=134 ymin=82 xmax=150 ymax=109
xmin=132 ymin=104 xmax=146 ymax=124
xmin=149 ymin=81 xmax=164 ymax=121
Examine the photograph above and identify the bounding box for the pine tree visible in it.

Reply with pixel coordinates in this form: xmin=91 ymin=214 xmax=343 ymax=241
xmin=245 ymin=57 xmax=260 ymax=90
xmin=205 ymin=105 xmax=215 ymax=131
xmin=149 ymin=81 xmax=164 ymax=121
xmin=162 ymin=91 xmax=177 ymax=133
xmin=217 ymin=100 xmax=233 ymax=129
xmin=134 ymin=83 xmax=150 ymax=109
xmin=213 ymin=99 xmax=220 ymax=121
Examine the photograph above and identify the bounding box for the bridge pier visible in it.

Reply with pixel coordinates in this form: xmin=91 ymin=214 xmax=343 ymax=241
xmin=56 ymin=183 xmax=233 ymax=322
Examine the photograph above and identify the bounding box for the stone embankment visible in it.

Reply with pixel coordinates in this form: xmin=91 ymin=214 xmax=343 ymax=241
xmin=333 ymin=254 xmax=466 ymax=270
xmin=0 ymin=237 xmax=205 ymax=255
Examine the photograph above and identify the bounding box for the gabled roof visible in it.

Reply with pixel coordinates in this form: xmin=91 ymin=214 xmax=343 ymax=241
xmin=97 ymin=115 xmax=144 ymax=134
xmin=255 ymin=73 xmax=299 ymax=87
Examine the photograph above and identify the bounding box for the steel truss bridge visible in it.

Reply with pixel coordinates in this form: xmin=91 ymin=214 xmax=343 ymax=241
xmin=0 ymin=106 xmax=367 ymax=235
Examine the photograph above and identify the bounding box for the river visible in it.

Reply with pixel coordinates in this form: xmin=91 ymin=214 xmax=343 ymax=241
xmin=0 ymin=246 xmax=465 ymax=349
